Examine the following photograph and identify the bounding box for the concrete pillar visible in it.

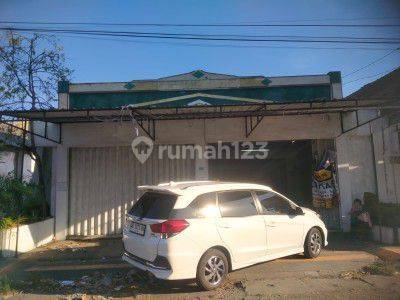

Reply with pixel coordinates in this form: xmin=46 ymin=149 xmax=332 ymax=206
xmin=195 ymin=154 xmax=209 ymax=180
xmin=14 ymin=150 xmax=25 ymax=180
xmin=53 ymin=145 xmax=69 ymax=240
xmin=58 ymin=81 xmax=70 ymax=109
xmin=194 ymin=119 xmax=209 ymax=180
xmin=328 ymin=71 xmax=343 ymax=100
xmin=372 ymin=125 xmax=389 ymax=203
xmin=336 ymin=135 xmax=353 ymax=232
xmin=331 ymin=82 xmax=343 ymax=100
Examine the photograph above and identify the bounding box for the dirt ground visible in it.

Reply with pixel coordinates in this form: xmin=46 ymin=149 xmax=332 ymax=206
xmin=1 ymin=233 xmax=399 ymax=299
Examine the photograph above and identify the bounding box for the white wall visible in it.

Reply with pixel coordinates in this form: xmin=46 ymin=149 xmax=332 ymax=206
xmin=371 ymin=119 xmax=400 ymax=204
xmin=53 ymin=146 xmax=69 ymax=240
xmin=58 ymin=114 xmax=341 ymax=148
xmin=0 ymin=151 xmax=15 ymax=176
xmin=0 ymin=150 xmax=35 ymax=182
xmin=0 ymin=218 xmax=54 ymax=257
xmin=336 ymin=111 xmax=400 ymax=231
xmin=336 ymin=124 xmax=377 ymax=231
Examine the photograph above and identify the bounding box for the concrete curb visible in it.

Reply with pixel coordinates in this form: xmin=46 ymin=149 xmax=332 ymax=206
xmin=376 ymin=247 xmax=400 ymax=261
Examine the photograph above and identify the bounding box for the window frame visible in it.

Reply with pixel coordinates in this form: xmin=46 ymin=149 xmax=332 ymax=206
xmin=216 ymin=189 xmax=261 ymax=218
xmin=253 ymin=189 xmax=299 ymax=216
xmin=129 ymin=191 xmax=178 ymax=219
xmin=170 ymin=192 xmax=219 ymax=219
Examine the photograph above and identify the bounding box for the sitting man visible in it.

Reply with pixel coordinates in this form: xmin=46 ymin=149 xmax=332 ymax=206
xmin=350 ymin=198 xmax=372 ymax=239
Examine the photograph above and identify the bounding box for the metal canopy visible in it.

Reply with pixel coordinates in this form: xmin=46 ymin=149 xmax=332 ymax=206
xmin=0 ymin=98 xmax=398 ymax=141
xmin=0 ymin=119 xmax=61 ymax=144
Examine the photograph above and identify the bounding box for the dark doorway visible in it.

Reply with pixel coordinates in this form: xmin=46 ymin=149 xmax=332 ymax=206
xmin=208 ymin=141 xmax=313 ymax=207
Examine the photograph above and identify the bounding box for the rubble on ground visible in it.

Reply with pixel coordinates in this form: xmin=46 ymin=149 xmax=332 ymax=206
xmin=12 ymin=268 xmax=165 ymax=296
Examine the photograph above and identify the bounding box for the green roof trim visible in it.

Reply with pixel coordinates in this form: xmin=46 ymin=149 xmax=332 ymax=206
xmin=192 ymin=70 xmax=205 ymax=78
xmin=69 ymin=85 xmax=331 ymax=109
xmin=124 ymin=82 xmax=136 ymax=89
xmin=261 ymin=78 xmax=272 ymax=86
xmin=58 ymin=81 xmax=69 ymax=93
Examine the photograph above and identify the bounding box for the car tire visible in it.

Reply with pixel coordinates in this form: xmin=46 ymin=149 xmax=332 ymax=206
xmin=304 ymin=227 xmax=323 ymax=258
xmin=196 ymin=248 xmax=228 ymax=290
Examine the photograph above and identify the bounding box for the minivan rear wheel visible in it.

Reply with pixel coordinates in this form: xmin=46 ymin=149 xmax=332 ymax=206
xmin=196 ymin=249 xmax=228 ymax=290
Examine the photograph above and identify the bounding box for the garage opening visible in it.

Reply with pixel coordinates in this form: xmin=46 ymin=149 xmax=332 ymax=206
xmin=209 ymin=140 xmax=340 ymax=230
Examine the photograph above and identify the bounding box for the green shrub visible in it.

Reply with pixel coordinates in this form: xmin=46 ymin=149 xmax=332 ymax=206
xmin=0 ymin=276 xmax=12 ymax=295
xmin=363 ymin=260 xmax=399 ymax=276
xmin=0 ymin=174 xmax=48 ymax=228
xmin=0 ymin=216 xmax=27 ymax=230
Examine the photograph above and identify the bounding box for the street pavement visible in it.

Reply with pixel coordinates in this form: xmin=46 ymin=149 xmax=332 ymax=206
xmin=1 ymin=233 xmax=399 ymax=299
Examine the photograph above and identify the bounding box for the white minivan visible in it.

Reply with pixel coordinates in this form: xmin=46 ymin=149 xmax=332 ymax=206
xmin=122 ymin=181 xmax=328 ymax=290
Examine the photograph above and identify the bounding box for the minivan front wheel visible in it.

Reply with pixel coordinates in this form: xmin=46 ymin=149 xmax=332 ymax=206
xmin=304 ymin=227 xmax=323 ymax=258
xmin=196 ymin=249 xmax=228 ymax=290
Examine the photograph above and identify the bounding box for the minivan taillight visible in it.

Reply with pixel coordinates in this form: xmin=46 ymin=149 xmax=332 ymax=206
xmin=150 ymin=220 xmax=189 ymax=238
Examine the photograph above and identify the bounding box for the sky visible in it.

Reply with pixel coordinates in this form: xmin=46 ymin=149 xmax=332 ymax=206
xmin=0 ymin=0 xmax=399 ymax=96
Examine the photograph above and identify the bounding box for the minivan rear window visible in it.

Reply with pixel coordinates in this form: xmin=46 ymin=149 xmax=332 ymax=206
xmin=129 ymin=191 xmax=177 ymax=219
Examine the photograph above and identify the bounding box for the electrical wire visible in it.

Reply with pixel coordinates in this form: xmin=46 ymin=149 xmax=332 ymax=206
xmin=2 ymin=27 xmax=400 ymax=45
xmin=343 ymin=67 xmax=399 ymax=85
xmin=1 ymin=21 xmax=400 ymax=27
xmin=343 ymin=48 xmax=400 ymax=78
xmin=232 ymin=16 xmax=400 ymax=23
xmin=52 ymin=33 xmax=396 ymax=51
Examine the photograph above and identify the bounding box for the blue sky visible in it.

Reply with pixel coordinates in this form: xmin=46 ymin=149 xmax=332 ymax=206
xmin=1 ymin=0 xmax=399 ymax=96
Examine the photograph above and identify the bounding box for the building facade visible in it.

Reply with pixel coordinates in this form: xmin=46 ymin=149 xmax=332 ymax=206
xmin=5 ymin=69 xmax=398 ymax=240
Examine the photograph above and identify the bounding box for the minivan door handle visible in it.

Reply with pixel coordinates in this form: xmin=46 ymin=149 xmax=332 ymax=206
xmin=266 ymin=222 xmax=277 ymax=227
xmin=218 ymin=223 xmax=232 ymax=229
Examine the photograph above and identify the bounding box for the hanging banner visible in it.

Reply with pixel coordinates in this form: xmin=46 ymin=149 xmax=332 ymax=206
xmin=312 ymin=150 xmax=339 ymax=209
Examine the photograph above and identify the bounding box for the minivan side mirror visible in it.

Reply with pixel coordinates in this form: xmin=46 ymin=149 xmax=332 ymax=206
xmin=296 ymin=207 xmax=305 ymax=215
xmin=291 ymin=206 xmax=304 ymax=215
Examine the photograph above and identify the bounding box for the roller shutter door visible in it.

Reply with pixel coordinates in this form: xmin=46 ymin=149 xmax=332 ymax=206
xmin=68 ymin=146 xmax=195 ymax=236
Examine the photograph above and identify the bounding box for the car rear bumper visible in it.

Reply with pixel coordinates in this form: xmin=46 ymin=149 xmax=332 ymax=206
xmin=123 ymin=227 xmax=204 ymax=280
xmin=122 ymin=252 xmax=173 ymax=280
xmin=122 ymin=250 xmax=198 ymax=280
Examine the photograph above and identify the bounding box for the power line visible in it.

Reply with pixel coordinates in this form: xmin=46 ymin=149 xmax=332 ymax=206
xmin=46 ymin=31 xmax=400 ymax=41
xmin=235 ymin=16 xmax=400 ymax=23
xmin=1 ymin=21 xmax=400 ymax=27
xmin=3 ymin=25 xmax=400 ymax=41
xmin=343 ymin=48 xmax=400 ymax=78
xmin=2 ymin=27 xmax=400 ymax=45
xmin=52 ymin=33 xmax=396 ymax=51
xmin=52 ymin=34 xmax=393 ymax=51
xmin=5 ymin=27 xmax=400 ymax=41
xmin=343 ymin=67 xmax=398 ymax=85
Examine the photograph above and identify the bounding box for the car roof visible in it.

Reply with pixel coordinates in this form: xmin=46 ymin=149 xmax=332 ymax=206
xmin=138 ymin=181 xmax=273 ymax=208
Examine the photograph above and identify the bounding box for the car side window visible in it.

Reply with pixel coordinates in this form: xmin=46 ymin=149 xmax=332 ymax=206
xmin=194 ymin=192 xmax=218 ymax=218
xmin=255 ymin=190 xmax=296 ymax=215
xmin=170 ymin=192 xmax=217 ymax=219
xmin=218 ymin=190 xmax=258 ymax=217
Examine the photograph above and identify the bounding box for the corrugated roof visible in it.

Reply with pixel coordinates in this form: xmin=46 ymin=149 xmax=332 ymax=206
xmin=346 ymin=67 xmax=400 ymax=100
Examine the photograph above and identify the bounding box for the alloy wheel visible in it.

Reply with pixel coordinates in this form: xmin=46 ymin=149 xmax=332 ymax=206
xmin=204 ymin=255 xmax=225 ymax=285
xmin=310 ymin=232 xmax=322 ymax=254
